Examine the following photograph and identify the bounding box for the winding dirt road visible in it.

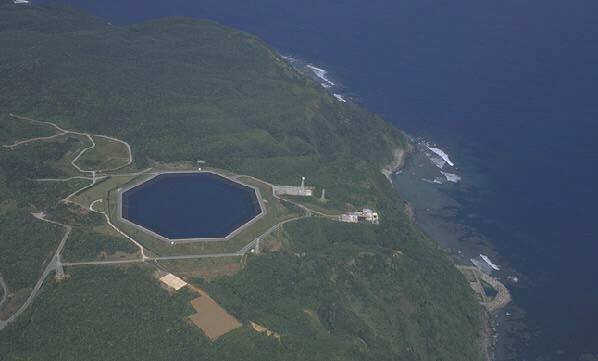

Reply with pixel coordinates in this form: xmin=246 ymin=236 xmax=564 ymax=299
xmin=0 ymin=114 xmax=335 ymax=331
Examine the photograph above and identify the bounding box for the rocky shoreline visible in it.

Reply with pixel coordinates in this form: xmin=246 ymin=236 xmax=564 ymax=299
xmin=381 ymin=142 xmax=414 ymax=183
xmin=385 ymin=142 xmax=510 ymax=361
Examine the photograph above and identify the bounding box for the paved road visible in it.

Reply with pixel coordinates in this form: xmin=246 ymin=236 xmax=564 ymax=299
xmin=0 ymin=114 xmax=334 ymax=331
xmin=0 ymin=274 xmax=7 ymax=310
xmin=2 ymin=132 xmax=66 ymax=149
xmin=62 ymin=214 xmax=309 ymax=268
xmin=63 ymin=259 xmax=145 ymax=266
xmin=8 ymin=114 xmax=133 ymax=174
xmin=0 ymin=220 xmax=71 ymax=332
xmin=0 ymin=182 xmax=315 ymax=331
xmin=246 ymin=215 xmax=307 ymax=254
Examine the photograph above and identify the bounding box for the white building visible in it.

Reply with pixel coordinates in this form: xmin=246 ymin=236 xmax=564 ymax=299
xmin=273 ymin=176 xmax=314 ymax=197
xmin=339 ymin=208 xmax=380 ymax=225
xmin=339 ymin=214 xmax=359 ymax=223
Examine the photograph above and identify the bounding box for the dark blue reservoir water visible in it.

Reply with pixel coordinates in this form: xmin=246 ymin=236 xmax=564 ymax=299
xmin=36 ymin=1 xmax=598 ymax=359
xmin=122 ymin=173 xmax=260 ymax=239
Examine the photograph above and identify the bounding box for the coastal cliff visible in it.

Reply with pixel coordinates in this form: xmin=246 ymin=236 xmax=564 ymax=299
xmin=381 ymin=142 xmax=414 ymax=183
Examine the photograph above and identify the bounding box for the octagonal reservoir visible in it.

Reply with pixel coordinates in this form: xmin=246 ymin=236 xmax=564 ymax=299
xmin=121 ymin=173 xmax=262 ymax=240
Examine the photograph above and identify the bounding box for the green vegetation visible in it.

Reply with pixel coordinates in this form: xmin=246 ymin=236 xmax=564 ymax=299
xmin=69 ymin=174 xmax=138 ymax=209
xmin=0 ymin=2 xmax=483 ymax=360
xmin=0 ymin=266 xmax=201 ymax=361
xmin=0 ymin=4 xmax=406 ymax=201
xmin=76 ymin=136 xmax=130 ymax=172
xmin=0 ymin=113 xmax=56 ymax=144
xmin=158 ymin=257 xmax=242 ymax=280
xmin=0 ymin=138 xmax=86 ymax=207
xmin=0 ymin=208 xmax=64 ymax=291
xmin=0 ymin=124 xmax=89 ymax=292
xmin=61 ymin=226 xmax=139 ymax=262
xmin=201 ymin=208 xmax=481 ymax=361
xmin=0 ymin=262 xmax=478 ymax=361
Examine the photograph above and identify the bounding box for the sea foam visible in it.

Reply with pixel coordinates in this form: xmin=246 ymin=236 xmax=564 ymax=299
xmin=306 ymin=64 xmax=336 ymax=88
xmin=441 ymin=171 xmax=461 ymax=183
xmin=427 ymin=146 xmax=454 ymax=167
xmin=284 ymin=56 xmax=349 ymax=103
xmin=333 ymin=93 xmax=347 ymax=102
xmin=422 ymin=178 xmax=444 ymax=185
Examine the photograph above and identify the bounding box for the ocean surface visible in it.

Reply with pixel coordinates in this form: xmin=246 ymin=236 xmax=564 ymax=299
xmin=122 ymin=173 xmax=260 ymax=239
xmin=35 ymin=1 xmax=598 ymax=359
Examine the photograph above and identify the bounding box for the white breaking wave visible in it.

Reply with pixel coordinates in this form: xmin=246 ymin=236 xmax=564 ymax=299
xmin=427 ymin=146 xmax=454 ymax=167
xmin=480 ymin=254 xmax=501 ymax=271
xmin=333 ymin=93 xmax=347 ymax=102
xmin=422 ymin=178 xmax=444 ymax=185
xmin=441 ymin=171 xmax=461 ymax=183
xmin=283 ymin=56 xmax=348 ymax=103
xmin=306 ymin=64 xmax=336 ymax=88
xmin=427 ymin=153 xmax=448 ymax=169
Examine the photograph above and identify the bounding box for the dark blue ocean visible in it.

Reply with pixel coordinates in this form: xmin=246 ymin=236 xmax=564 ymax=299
xmin=36 ymin=1 xmax=598 ymax=359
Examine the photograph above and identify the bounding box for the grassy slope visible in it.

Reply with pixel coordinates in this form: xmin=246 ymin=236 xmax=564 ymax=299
xmin=0 ymin=3 xmax=482 ymax=360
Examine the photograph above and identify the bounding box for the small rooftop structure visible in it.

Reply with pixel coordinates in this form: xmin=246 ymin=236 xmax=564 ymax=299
xmin=160 ymin=273 xmax=188 ymax=291
xmin=339 ymin=214 xmax=359 ymax=223
xmin=339 ymin=208 xmax=380 ymax=225
xmin=273 ymin=176 xmax=315 ymax=197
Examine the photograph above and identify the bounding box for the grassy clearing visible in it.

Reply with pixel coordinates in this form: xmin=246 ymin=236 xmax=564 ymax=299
xmin=69 ymin=174 xmax=141 ymax=209
xmin=283 ymin=194 xmax=346 ymax=215
xmin=66 ymin=168 xmax=300 ymax=258
xmin=158 ymin=257 xmax=242 ymax=280
xmin=78 ymin=135 xmax=130 ymax=171
xmin=259 ymin=228 xmax=290 ymax=253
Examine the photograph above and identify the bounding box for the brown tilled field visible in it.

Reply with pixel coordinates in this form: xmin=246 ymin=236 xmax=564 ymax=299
xmin=187 ymin=287 xmax=241 ymax=341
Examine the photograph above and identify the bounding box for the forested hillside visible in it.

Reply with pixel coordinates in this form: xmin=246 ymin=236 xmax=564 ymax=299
xmin=0 ymin=3 xmax=482 ymax=360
